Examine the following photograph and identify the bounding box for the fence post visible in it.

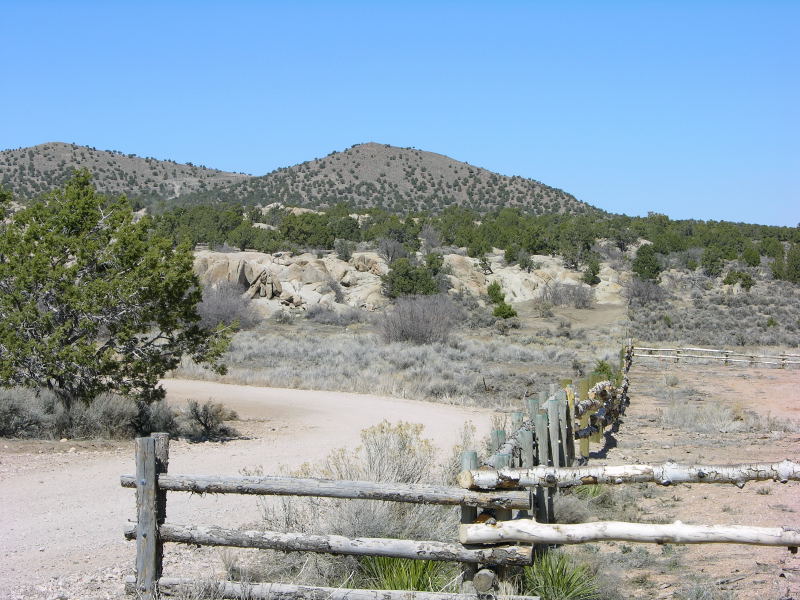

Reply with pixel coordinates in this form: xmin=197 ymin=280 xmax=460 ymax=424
xmin=534 ymin=412 xmax=551 ymax=525
xmin=490 ymin=429 xmax=506 ymax=453
xmin=547 ymin=397 xmax=563 ymax=469
xmin=577 ymin=379 xmax=590 ymax=463
xmin=459 ymin=450 xmax=479 ymax=593
xmin=153 ymin=433 xmax=170 ymax=582
xmin=135 ymin=436 xmax=159 ymax=599
xmin=564 ymin=386 xmax=576 ymax=466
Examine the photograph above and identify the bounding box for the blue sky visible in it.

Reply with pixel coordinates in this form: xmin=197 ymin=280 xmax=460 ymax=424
xmin=2 ymin=1 xmax=797 ymax=226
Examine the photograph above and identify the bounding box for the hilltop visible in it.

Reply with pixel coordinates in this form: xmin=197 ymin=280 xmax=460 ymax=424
xmin=0 ymin=142 xmax=249 ymax=205
xmin=0 ymin=141 xmax=594 ymax=215
xmin=179 ymin=142 xmax=594 ymax=215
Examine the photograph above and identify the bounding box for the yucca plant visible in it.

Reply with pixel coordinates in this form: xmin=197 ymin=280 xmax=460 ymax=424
xmin=522 ymin=551 xmax=600 ymax=600
xmin=357 ymin=556 xmax=457 ymax=592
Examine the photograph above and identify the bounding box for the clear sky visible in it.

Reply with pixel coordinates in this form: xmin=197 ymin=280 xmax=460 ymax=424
xmin=2 ymin=1 xmax=797 ymax=226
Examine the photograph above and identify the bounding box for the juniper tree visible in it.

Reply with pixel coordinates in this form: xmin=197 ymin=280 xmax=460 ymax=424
xmin=0 ymin=172 xmax=230 ymax=425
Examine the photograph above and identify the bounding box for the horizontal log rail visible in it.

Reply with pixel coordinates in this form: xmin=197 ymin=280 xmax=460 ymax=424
xmin=124 ymin=577 xmax=540 ymax=600
xmin=458 ymin=459 xmax=800 ymax=490
xmin=460 ymin=519 xmax=800 ymax=548
xmin=124 ymin=523 xmax=533 ymax=566
xmin=634 ymin=353 xmax=800 ymax=366
xmin=634 ymin=346 xmax=800 ymax=358
xmin=120 ymin=473 xmax=531 ymax=510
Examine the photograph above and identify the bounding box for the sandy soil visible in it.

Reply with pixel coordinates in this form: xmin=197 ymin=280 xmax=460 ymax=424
xmin=593 ymin=362 xmax=800 ymax=599
xmin=0 ymin=381 xmax=494 ymax=600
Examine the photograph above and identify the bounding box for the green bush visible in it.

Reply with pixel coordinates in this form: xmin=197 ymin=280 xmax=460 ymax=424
xmin=582 ymin=257 xmax=600 ymax=285
xmin=591 ymin=359 xmax=616 ymax=382
xmin=522 ymin=551 xmax=600 ymax=600
xmin=722 ymin=270 xmax=754 ymax=291
xmin=493 ymin=302 xmax=518 ymax=319
xmin=487 ymin=281 xmax=504 ymax=304
xmin=382 ymin=258 xmax=438 ymax=297
xmin=631 ymin=244 xmax=661 ymax=281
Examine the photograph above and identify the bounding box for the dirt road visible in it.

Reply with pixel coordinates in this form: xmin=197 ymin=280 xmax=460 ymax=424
xmin=0 ymin=380 xmax=493 ymax=600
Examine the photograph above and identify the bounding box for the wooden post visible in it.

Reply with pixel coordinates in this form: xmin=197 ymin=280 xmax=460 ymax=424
xmin=526 ymin=395 xmax=539 ymax=419
xmin=460 ymin=451 xmax=479 ymax=593
xmin=578 ymin=379 xmax=590 ymax=463
xmin=564 ymin=387 xmax=576 ymax=466
xmin=491 ymin=429 xmax=506 ymax=453
xmin=547 ymin=398 xmax=563 ymax=469
xmin=555 ymin=391 xmax=569 ymax=467
xmin=152 ymin=432 xmax=169 ymax=586
xmin=516 ymin=429 xmax=534 ymax=520
xmin=534 ymin=413 xmax=551 ymax=525
xmin=135 ymin=436 xmax=159 ymax=600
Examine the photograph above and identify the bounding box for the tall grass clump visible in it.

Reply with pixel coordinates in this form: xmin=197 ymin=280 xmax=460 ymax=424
xmin=357 ymin=557 xmax=457 ymax=592
xmin=522 ymin=551 xmax=600 ymax=600
xmin=541 ymin=282 xmax=594 ymax=309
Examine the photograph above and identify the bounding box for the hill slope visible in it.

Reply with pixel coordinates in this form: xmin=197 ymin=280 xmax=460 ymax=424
xmin=181 ymin=142 xmax=594 ymax=214
xmin=0 ymin=142 xmax=249 ymax=204
xmin=0 ymin=141 xmax=594 ymax=214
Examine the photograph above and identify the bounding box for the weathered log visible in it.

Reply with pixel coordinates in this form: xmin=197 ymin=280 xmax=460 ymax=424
xmin=472 ymin=569 xmax=497 ymax=594
xmin=123 ymin=576 xmax=539 ymax=600
xmin=120 ymin=474 xmax=531 ymax=509
xmin=458 ymin=459 xmax=800 ymax=490
xmin=123 ymin=523 xmax=533 ymax=566
xmin=460 ymin=519 xmax=800 ymax=548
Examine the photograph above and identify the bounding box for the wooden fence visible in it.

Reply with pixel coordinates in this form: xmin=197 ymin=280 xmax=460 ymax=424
xmin=633 ymin=346 xmax=800 ymax=368
xmin=122 ymin=341 xmax=800 ymax=598
xmin=121 ymin=433 xmax=540 ymax=599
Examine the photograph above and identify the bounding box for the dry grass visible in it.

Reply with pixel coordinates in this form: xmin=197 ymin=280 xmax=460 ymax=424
xmin=174 ymin=328 xmax=579 ymax=407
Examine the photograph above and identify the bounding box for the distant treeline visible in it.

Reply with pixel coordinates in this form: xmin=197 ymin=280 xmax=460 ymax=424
xmin=151 ymin=203 xmax=800 ymax=284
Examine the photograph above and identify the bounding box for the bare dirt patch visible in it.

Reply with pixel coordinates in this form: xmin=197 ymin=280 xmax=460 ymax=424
xmin=586 ymin=362 xmax=800 ymax=599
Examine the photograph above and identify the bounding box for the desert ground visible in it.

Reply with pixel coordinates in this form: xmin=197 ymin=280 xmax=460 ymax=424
xmin=0 ymin=383 xmax=494 ymax=600
xmin=1 ymin=360 xmax=798 ymax=599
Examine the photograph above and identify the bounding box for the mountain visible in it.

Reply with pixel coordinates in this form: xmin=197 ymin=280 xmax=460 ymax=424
xmin=180 ymin=143 xmax=593 ymax=215
xmin=0 ymin=142 xmax=249 ymax=205
xmin=0 ymin=141 xmax=594 ymax=215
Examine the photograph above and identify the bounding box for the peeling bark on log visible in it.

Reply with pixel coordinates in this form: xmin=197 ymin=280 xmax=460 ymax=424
xmin=124 ymin=523 xmax=533 ymax=566
xmin=120 ymin=474 xmax=531 ymax=509
xmin=123 ymin=576 xmax=539 ymax=600
xmin=460 ymin=519 xmax=800 ymax=548
xmin=458 ymin=460 xmax=800 ymax=490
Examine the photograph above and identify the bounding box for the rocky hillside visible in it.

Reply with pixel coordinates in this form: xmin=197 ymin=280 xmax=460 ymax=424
xmin=1 ymin=141 xmax=595 ymax=215
xmin=181 ymin=142 xmax=594 ymax=214
xmin=0 ymin=142 xmax=248 ymax=204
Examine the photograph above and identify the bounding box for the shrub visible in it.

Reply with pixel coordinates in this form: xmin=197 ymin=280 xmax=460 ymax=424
xmin=306 ymin=304 xmax=364 ymax=326
xmin=198 ymin=281 xmax=260 ymax=329
xmin=487 ymin=281 xmax=504 ymax=304
xmin=582 ymin=257 xmax=601 ymax=285
xmin=334 ymin=238 xmax=355 ymax=262
xmin=382 ymin=258 xmax=438 ymax=297
xmin=701 ymin=246 xmax=725 ymax=277
xmin=722 ymin=270 xmax=754 ymax=291
xmin=379 ymin=295 xmax=460 ymax=344
xmin=591 ymin=359 xmax=616 ymax=382
xmin=180 ymin=400 xmax=238 ymax=441
xmin=541 ymin=282 xmax=594 ymax=309
xmin=376 ymin=238 xmax=408 ymax=264
xmin=522 ymin=551 xmax=600 ymax=600
xmin=0 ymin=390 xmax=47 ymax=437
xmin=493 ymin=302 xmax=518 ymax=319
xmin=632 ymin=244 xmax=661 ymax=281
xmin=623 ymin=277 xmax=666 ymax=305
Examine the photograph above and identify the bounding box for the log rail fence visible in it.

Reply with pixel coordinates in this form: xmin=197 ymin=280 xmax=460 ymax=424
xmin=122 ymin=341 xmax=800 ymax=599
xmin=632 ymin=345 xmax=800 ymax=368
